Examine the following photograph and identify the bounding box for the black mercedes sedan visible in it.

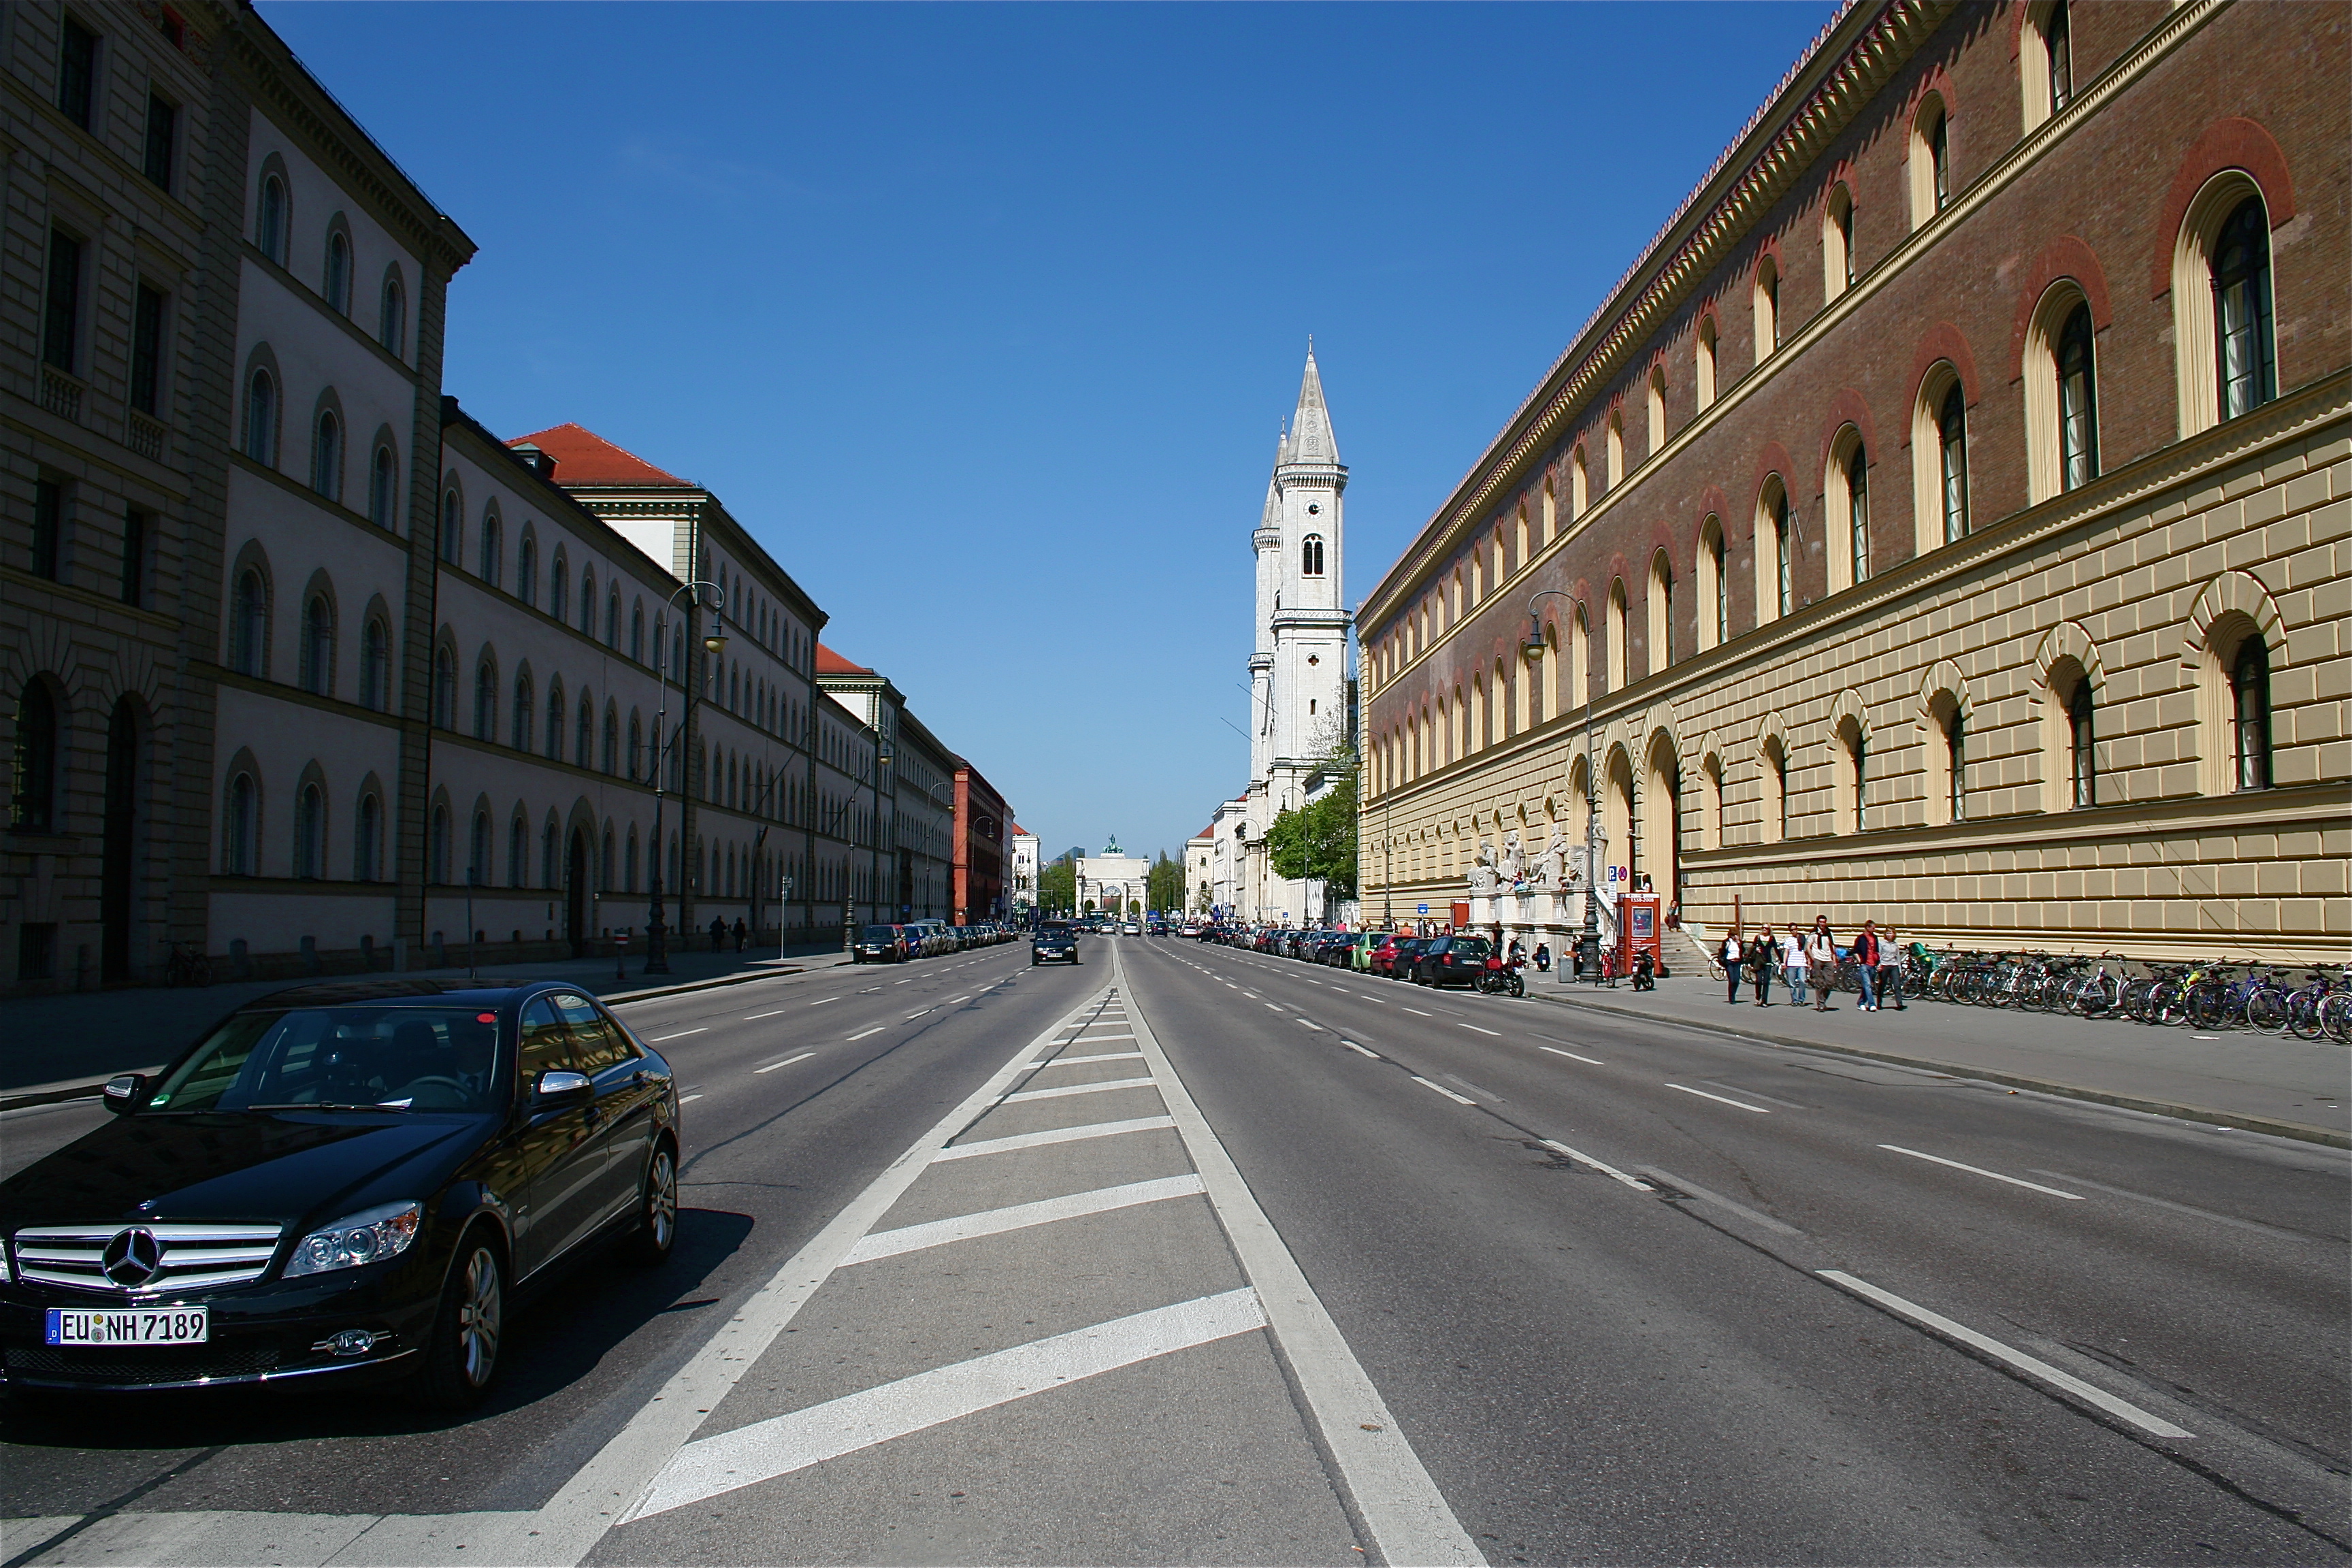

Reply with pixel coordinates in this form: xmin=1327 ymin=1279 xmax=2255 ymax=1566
xmin=0 ymin=978 xmax=681 ymax=1408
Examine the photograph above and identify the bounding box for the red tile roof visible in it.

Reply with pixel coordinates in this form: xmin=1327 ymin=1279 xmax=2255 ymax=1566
xmin=508 ymin=423 xmax=691 ymax=487
xmin=814 ymin=642 xmax=872 ymax=676
xmin=1192 ymin=826 xmax=1218 ymax=842
xmin=1011 ymin=822 xmax=1030 ymax=836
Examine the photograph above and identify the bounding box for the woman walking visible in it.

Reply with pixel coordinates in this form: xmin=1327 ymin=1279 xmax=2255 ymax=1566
xmin=1748 ymin=929 xmax=1777 ymax=1005
xmin=1782 ymin=921 xmax=1810 ymax=1007
xmin=1808 ymin=917 xmax=1839 ymax=1011
xmin=1721 ymin=927 xmax=1745 ymax=1004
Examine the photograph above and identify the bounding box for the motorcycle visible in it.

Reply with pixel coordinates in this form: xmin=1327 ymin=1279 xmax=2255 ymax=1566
xmin=1630 ymin=949 xmax=1658 ymax=991
xmin=1478 ymin=955 xmax=1526 ymax=997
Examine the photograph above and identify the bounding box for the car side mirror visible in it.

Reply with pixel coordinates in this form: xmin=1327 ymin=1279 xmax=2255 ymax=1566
xmin=534 ymin=1068 xmax=592 ymax=1107
xmin=102 ymin=1074 xmax=147 ymax=1115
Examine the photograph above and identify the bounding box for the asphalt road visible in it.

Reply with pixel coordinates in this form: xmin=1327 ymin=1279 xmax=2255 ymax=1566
xmin=0 ymin=933 xmax=2344 ymax=1566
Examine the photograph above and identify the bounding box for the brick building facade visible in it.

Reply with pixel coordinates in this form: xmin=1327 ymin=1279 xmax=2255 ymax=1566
xmin=1358 ymin=0 xmax=2348 ymax=960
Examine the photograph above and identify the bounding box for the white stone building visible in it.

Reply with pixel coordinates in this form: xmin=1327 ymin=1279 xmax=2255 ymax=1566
xmin=1008 ymin=825 xmax=1039 ymax=916
xmin=1075 ymin=836 xmax=1149 ymax=921
xmin=1239 ymin=349 xmax=1352 ymax=924
xmin=1183 ymin=828 xmax=1213 ymax=916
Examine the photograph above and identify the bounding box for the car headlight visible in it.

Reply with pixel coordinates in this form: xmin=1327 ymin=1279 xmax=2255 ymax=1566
xmin=284 ymin=1200 xmax=423 ymax=1277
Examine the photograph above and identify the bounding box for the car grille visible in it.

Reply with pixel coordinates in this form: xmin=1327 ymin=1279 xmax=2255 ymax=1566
xmin=11 ymin=1223 xmax=284 ymax=1295
xmin=5 ymin=1343 xmax=282 ymax=1384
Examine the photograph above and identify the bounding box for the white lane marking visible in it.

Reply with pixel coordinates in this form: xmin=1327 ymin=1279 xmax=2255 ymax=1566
xmin=1402 ymin=1007 xmax=1431 ymax=1017
xmin=842 ymin=1174 xmax=1207 ymax=1266
xmin=1263 ymin=1002 xmax=1286 ymax=1012
xmin=1342 ymin=1041 xmax=1381 ymax=1058
xmin=1226 ymin=983 xmax=1240 ymax=989
xmin=755 ymin=1053 xmax=815 ymax=1075
xmin=1816 ymin=1271 xmax=2193 ymax=1438
xmin=1665 ymin=1083 xmax=1771 ymax=1113
xmin=1110 ymin=945 xmax=1482 ymax=1567
xmin=846 ymin=1026 xmax=885 ymax=1041
xmin=1456 ymin=1022 xmax=1501 ymax=1036
xmin=679 ymin=1093 xmax=704 ymax=1104
xmin=1026 ymin=1051 xmax=1145 ymax=1068
xmin=1637 ymin=1166 xmax=1800 ymax=1234
xmin=2025 ymin=1171 xmax=2318 ymax=1240
xmin=894 ymin=979 xmax=914 ymax=985
xmin=1541 ymin=1139 xmax=1654 ymax=1190
xmin=625 ymin=1288 xmax=1267 ymax=1523
xmin=932 ymin=1115 xmax=1178 ymax=1164
xmin=1295 ymin=1019 xmax=1324 ymax=1032
xmin=1539 ymin=1046 xmax=1605 ymax=1065
xmin=1002 ymin=1075 xmax=1159 ymax=1105
xmin=811 ymin=996 xmax=843 ymax=1005
xmin=743 ymin=1011 xmax=787 ymax=1021
xmin=905 ymin=1010 xmax=932 ymax=1021
xmin=647 ymin=1028 xmax=707 ymax=1043
xmin=949 ymin=996 xmax=970 ymax=1004
xmin=1878 ymin=1145 xmax=2083 ymax=1198
xmin=1410 ymin=1075 xmax=1477 ymax=1107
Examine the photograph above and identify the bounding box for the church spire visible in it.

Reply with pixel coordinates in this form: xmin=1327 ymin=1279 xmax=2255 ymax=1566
xmin=1283 ymin=344 xmax=1339 ymax=468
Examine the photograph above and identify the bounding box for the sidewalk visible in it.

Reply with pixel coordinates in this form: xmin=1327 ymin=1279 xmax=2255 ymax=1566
xmin=0 ymin=943 xmax=855 ymax=1101
xmin=1525 ymin=968 xmax=2350 ymax=1148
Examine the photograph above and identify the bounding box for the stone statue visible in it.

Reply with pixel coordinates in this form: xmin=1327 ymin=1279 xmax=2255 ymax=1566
xmin=1468 ymin=838 xmax=1499 ymax=894
xmin=1535 ymin=828 xmax=1567 ymax=889
xmin=1500 ymin=831 xmax=1526 ymax=887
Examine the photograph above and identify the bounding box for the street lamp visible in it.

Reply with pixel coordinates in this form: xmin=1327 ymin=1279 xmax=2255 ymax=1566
xmin=645 ymin=579 xmax=725 ymax=975
xmin=823 ymin=732 xmax=892 ymax=953
xmin=1523 ymin=589 xmax=1603 ymax=984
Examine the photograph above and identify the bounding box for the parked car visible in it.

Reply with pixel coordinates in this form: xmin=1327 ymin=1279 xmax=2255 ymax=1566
xmin=852 ymin=924 xmax=908 ymax=964
xmin=1032 ymin=922 xmax=1080 ymax=965
xmin=0 ymin=979 xmax=680 ymax=1406
xmin=1369 ymin=936 xmax=1415 ymax=978
xmin=1414 ymin=935 xmax=1495 ymax=989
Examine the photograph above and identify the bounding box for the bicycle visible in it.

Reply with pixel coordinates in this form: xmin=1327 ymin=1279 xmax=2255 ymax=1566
xmin=165 ymin=941 xmax=210 ymax=987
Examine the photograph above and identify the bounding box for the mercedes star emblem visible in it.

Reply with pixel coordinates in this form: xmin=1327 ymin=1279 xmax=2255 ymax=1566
xmin=101 ymin=1226 xmax=164 ymax=1288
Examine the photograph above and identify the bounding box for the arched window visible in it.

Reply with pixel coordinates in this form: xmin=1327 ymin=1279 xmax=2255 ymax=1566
xmin=1646 ymin=366 xmax=1667 ymax=455
xmin=2045 ymin=0 xmax=2072 ymax=115
xmin=2057 ymin=303 xmax=2098 ymax=491
xmin=1754 ymin=481 xmax=1793 ymax=625
xmin=1943 ymin=704 xmax=1966 ymax=822
xmin=1605 ymin=579 xmax=1627 ymax=691
xmin=542 ymin=817 xmax=560 ymax=889
xmin=439 ymin=491 xmax=461 ymax=564
xmin=1695 ymin=517 xmax=1727 ymax=651
xmin=512 ymin=672 xmax=534 ymax=751
xmin=1648 ymin=550 xmax=1673 ymax=672
xmin=1301 ymin=534 xmax=1324 ymax=576
xmin=2232 ymin=634 xmax=2271 ymax=791
xmin=1695 ymin=318 xmax=1718 ymax=410
xmin=1571 ymin=448 xmax=1589 ymax=517
xmin=429 ymin=804 xmax=451 ymax=885
xmin=551 ymin=552 xmax=569 ymax=622
xmin=576 ymin=695 xmax=593 ymax=769
xmin=1938 ymin=384 xmax=1969 ymax=542
xmin=370 ymin=444 xmax=397 ymax=528
xmin=359 ymin=617 xmax=387 ymax=710
xmin=431 ymin=644 xmax=455 ymax=730
xmin=606 ymin=585 xmax=620 ymax=645
xmin=518 ymin=535 xmax=538 ymax=607
xmin=310 ymin=408 xmax=342 ymax=500
xmin=1775 ymin=494 xmax=1793 ymax=617
xmin=225 ymin=772 xmax=258 ymax=875
xmin=232 ymin=568 xmax=267 ymax=676
xmin=1823 ymin=184 xmax=1856 ymax=299
xmin=1605 ymin=412 xmax=1624 ymax=488
xmin=628 ymin=711 xmax=644 ymax=780
xmin=473 ymin=657 xmax=495 ymax=739
xmin=508 ymin=813 xmax=528 ymax=887
xmin=9 ymin=681 xmax=59 ymax=832
xmin=301 ymin=593 xmax=333 ymax=696
xmin=1752 ymin=254 xmax=1780 ymax=361
xmin=2214 ymin=198 xmax=2276 ymax=422
xmin=580 ymin=568 xmax=595 ymax=634
xmin=244 ymin=369 xmax=276 ymax=463
xmin=1846 ymin=443 xmax=1869 ymax=588
xmin=545 ymin=682 xmax=564 ymax=761
xmin=294 ymin=781 xmax=325 ymax=879
xmin=257 ymin=174 xmax=287 ymax=263
xmin=2068 ymin=678 xmax=2095 ymax=808
xmin=602 ymin=706 xmax=619 ymax=774
xmin=470 ymin=809 xmax=491 ymax=887
xmin=1909 ymin=97 xmax=1950 ymax=229
xmin=627 ymin=831 xmax=640 ymax=894
xmin=1760 ymin=735 xmax=1788 ymax=843
xmin=324 ymin=229 xmax=351 ymax=314
xmin=480 ymin=510 xmax=502 ymax=585
xmin=355 ymin=791 xmax=382 ymax=881
xmin=1834 ymin=717 xmax=1868 ymax=834
xmin=379 ymin=273 xmax=406 ymax=358
xmin=630 ymin=602 xmax=645 ymax=663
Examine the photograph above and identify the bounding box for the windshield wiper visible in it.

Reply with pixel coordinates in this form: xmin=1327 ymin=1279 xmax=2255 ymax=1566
xmin=241 ymin=1102 xmax=409 ymax=1113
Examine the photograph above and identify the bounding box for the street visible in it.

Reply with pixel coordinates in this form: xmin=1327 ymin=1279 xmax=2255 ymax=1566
xmin=0 ymin=934 xmax=2345 ymax=1565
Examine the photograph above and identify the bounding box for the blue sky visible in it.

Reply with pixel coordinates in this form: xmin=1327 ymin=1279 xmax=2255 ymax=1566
xmin=263 ymin=1 xmax=1834 ymax=868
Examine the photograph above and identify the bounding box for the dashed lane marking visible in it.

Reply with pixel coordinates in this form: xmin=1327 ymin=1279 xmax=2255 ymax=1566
xmin=1879 ymin=1144 xmax=2084 ymax=1198
xmin=1542 ymin=1139 xmax=1653 ymax=1190
xmin=755 ymin=1053 xmax=815 ymax=1074
xmin=1410 ymin=1075 xmax=1477 ymax=1107
xmin=647 ymin=1028 xmax=707 ymax=1043
xmin=847 ymin=1026 xmax=885 ymax=1041
xmin=1665 ymin=1083 xmax=1771 ymax=1113
xmin=1539 ymin=1045 xmax=1605 ymax=1064
xmin=1341 ymin=1041 xmax=1380 ymax=1058
xmin=742 ymin=1011 xmax=787 ymax=1021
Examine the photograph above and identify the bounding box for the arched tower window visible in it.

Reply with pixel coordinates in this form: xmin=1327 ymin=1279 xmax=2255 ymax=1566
xmin=244 ymin=370 xmax=276 ymax=464
xmin=1823 ymin=184 xmax=1856 ymax=298
xmin=325 ymin=230 xmax=351 ymax=314
xmin=439 ymin=491 xmax=461 ymax=564
xmin=1695 ymin=319 xmax=1718 ymax=410
xmin=370 ymin=444 xmax=397 ymax=528
xmin=301 ymin=593 xmax=333 ymax=696
xmin=1938 ymin=385 xmax=1969 ymax=542
xmin=257 ymin=174 xmax=287 ymax=263
xmin=1301 ymin=534 xmax=1324 ymax=577
xmin=232 ymin=569 xmax=267 ymax=676
xmin=359 ymin=617 xmax=387 ymax=710
xmin=310 ymin=409 xmax=342 ymax=500
xmin=225 ymin=773 xmax=258 ymax=875
xmin=2058 ymin=303 xmax=2098 ymax=490
xmin=2068 ymin=677 xmax=2096 ymax=808
xmin=295 ymin=781 xmax=325 ymax=879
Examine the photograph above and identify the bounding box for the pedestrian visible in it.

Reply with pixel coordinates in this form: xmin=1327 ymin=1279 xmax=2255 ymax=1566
xmin=1746 ymin=930 xmax=1775 ymax=1005
xmin=1720 ymin=926 xmax=1744 ymax=1003
xmin=1808 ymin=916 xmax=1838 ymax=1011
xmin=1880 ymin=926 xmax=1907 ymax=1009
xmin=708 ymin=915 xmax=726 ymax=953
xmin=1782 ymin=921 xmax=1809 ymax=1007
xmin=1533 ymin=941 xmax=1552 ymax=973
xmin=732 ymin=916 xmax=748 ymax=953
xmin=1852 ymin=919 xmax=1883 ymax=1011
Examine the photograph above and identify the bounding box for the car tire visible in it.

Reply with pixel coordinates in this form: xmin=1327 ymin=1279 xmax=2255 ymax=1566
xmin=619 ymin=1141 xmax=679 ymax=1267
xmin=410 ymin=1230 xmax=505 ymax=1411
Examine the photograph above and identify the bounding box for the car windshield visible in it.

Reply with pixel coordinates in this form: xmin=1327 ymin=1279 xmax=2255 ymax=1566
xmin=861 ymin=925 xmax=899 ymax=941
xmin=148 ymin=1005 xmax=505 ymax=1114
xmin=1037 ymin=924 xmax=1073 ymax=938
xmin=1449 ymin=938 xmax=1493 ymax=957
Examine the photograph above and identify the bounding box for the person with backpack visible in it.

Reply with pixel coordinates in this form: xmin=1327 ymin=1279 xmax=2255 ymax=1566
xmin=1746 ymin=929 xmax=1776 ymax=1005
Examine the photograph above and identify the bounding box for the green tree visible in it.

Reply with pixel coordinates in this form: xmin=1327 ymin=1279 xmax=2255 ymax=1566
xmin=1036 ymin=856 xmax=1076 ymax=915
xmin=1146 ymin=850 xmax=1187 ymax=915
xmin=1265 ymin=741 xmax=1358 ymax=913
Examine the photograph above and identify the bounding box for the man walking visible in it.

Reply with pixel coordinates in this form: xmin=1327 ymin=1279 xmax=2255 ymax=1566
xmin=1853 ymin=919 xmax=1882 ymax=1011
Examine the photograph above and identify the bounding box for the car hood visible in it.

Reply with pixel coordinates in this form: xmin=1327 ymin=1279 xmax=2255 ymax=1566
xmin=0 ymin=1111 xmax=493 ymax=1232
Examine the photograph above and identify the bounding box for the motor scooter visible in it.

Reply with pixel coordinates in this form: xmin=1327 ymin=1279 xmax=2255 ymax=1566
xmin=1631 ymin=949 xmax=1658 ymax=990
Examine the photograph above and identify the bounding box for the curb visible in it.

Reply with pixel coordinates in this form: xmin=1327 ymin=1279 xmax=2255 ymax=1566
xmin=1525 ymin=985 xmax=2349 ymax=1150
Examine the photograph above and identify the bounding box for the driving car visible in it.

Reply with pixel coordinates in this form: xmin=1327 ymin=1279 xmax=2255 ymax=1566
xmin=851 ymin=924 xmax=908 ymax=964
xmin=0 ymin=979 xmax=679 ymax=1407
xmin=1413 ymin=935 xmax=1495 ymax=988
xmin=1032 ymin=921 xmax=1080 ymax=964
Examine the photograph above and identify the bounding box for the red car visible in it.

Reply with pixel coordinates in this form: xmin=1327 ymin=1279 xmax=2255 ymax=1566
xmin=1371 ymin=936 xmax=1422 ymax=979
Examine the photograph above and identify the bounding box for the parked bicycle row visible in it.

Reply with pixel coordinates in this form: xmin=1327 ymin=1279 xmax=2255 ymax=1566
xmin=1905 ymin=948 xmax=2352 ymax=1041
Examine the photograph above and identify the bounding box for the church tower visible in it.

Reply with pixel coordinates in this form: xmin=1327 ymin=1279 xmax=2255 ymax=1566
xmin=1244 ymin=346 xmax=1352 ymax=921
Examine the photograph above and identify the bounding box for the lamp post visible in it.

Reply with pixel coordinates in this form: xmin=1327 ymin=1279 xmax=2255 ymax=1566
xmin=1522 ymin=589 xmax=1603 ymax=984
xmin=644 ymin=579 xmax=725 ymax=975
xmin=823 ymin=731 xmax=892 ymax=953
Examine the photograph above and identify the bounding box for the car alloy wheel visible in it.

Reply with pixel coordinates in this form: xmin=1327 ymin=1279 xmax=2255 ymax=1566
xmin=415 ymin=1235 xmax=504 ymax=1409
xmin=457 ymin=1245 xmax=502 ymax=1387
xmin=623 ymin=1144 xmax=678 ymax=1264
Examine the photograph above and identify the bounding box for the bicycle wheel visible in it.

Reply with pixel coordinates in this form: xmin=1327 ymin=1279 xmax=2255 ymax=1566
xmin=2320 ymin=991 xmax=2352 ymax=1043
xmin=2284 ymin=987 xmax=2327 ymax=1041
xmin=2148 ymin=981 xmax=2185 ymax=1026
xmin=2244 ymin=985 xmax=2289 ymax=1034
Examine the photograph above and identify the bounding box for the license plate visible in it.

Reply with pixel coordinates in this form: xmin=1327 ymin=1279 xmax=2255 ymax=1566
xmin=44 ymin=1307 xmax=210 ymax=1346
